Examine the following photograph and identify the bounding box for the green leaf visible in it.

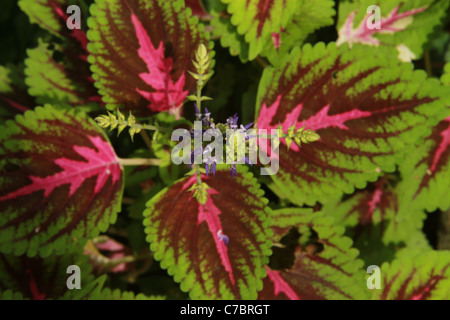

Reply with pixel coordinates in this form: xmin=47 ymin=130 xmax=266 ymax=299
xmin=371 ymin=250 xmax=450 ymax=300
xmin=143 ymin=167 xmax=272 ymax=299
xmin=18 ymin=0 xmax=90 ymax=37
xmin=442 ymin=62 xmax=450 ymax=86
xmin=220 ymin=0 xmax=298 ymax=60
xmin=0 ymin=251 xmax=94 ymax=299
xmin=255 ymin=42 xmax=448 ymax=206
xmin=259 ymin=209 xmax=368 ymax=300
xmin=337 ymin=0 xmax=450 ymax=61
xmin=25 ymin=39 xmax=98 ymax=105
xmin=321 ymin=176 xmax=432 ymax=265
xmin=0 ymin=105 xmax=123 ymax=257
xmin=262 ymin=0 xmax=336 ymax=65
xmin=210 ymin=0 xmax=250 ymax=63
xmin=0 ymin=64 xmax=34 ymax=121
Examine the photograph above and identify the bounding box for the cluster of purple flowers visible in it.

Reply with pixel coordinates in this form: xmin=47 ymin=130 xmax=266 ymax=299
xmin=191 ymin=104 xmax=254 ymax=177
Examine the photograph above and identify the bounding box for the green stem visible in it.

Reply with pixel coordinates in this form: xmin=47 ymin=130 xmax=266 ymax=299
xmin=139 ymin=130 xmax=153 ymax=150
xmin=193 ymin=164 xmax=203 ymax=185
xmin=118 ymin=158 xmax=161 ymax=166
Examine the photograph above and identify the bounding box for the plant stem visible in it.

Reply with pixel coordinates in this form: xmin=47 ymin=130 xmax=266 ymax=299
xmin=193 ymin=164 xmax=203 ymax=185
xmin=139 ymin=130 xmax=153 ymax=151
xmin=118 ymin=158 xmax=161 ymax=166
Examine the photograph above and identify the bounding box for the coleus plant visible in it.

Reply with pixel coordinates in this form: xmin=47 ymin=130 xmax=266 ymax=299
xmin=0 ymin=0 xmax=450 ymax=301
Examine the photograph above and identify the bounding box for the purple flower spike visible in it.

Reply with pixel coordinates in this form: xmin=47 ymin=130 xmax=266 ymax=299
xmin=204 ymin=107 xmax=211 ymax=121
xmin=194 ymin=103 xmax=202 ymax=120
xmin=244 ymin=156 xmax=252 ymax=166
xmin=230 ymin=164 xmax=237 ymax=177
xmin=217 ymin=230 xmax=229 ymax=246
xmin=210 ymin=162 xmax=217 ymax=176
xmin=244 ymin=122 xmax=254 ymax=130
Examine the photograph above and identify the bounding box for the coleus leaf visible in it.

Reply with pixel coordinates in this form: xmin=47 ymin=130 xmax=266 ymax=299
xmin=391 ymin=69 xmax=450 ymax=213
xmin=259 ymin=209 xmax=368 ymax=300
xmin=18 ymin=0 xmax=90 ymax=47
xmin=185 ymin=0 xmax=211 ymax=20
xmin=442 ymin=63 xmax=450 ymax=86
xmin=337 ymin=0 xmax=450 ymax=61
xmin=0 ymin=64 xmax=34 ymax=121
xmin=0 ymin=105 xmax=123 ymax=257
xmin=211 ymin=0 xmax=335 ymax=64
xmin=321 ymin=176 xmax=430 ymax=265
xmin=0 ymin=254 xmax=157 ymax=300
xmin=397 ymin=113 xmax=450 ymax=212
xmin=143 ymin=167 xmax=272 ymax=299
xmin=220 ymin=0 xmax=298 ymax=60
xmin=210 ymin=0 xmax=250 ymax=63
xmin=25 ymin=39 xmax=100 ymax=106
xmin=371 ymin=250 xmax=450 ymax=300
xmin=20 ymin=0 xmax=101 ymax=106
xmin=262 ymin=0 xmax=336 ymax=65
xmin=87 ymin=0 xmax=212 ymax=115
xmin=0 ymin=251 xmax=93 ymax=300
xmin=255 ymin=42 xmax=447 ymax=206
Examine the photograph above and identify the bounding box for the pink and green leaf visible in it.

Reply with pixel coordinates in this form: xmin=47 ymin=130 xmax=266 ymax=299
xmin=262 ymin=0 xmax=336 ymax=65
xmin=0 ymin=253 xmax=156 ymax=300
xmin=371 ymin=250 xmax=450 ymax=300
xmin=18 ymin=0 xmax=90 ymax=50
xmin=221 ymin=0 xmax=298 ymax=60
xmin=143 ymin=167 xmax=272 ymax=299
xmin=0 ymin=252 xmax=93 ymax=299
xmin=398 ymin=113 xmax=450 ymax=212
xmin=0 ymin=105 xmax=123 ymax=257
xmin=321 ymin=176 xmax=430 ymax=265
xmin=255 ymin=42 xmax=448 ymax=206
xmin=337 ymin=0 xmax=450 ymax=61
xmin=259 ymin=209 xmax=368 ymax=300
xmin=87 ymin=0 xmax=212 ymax=115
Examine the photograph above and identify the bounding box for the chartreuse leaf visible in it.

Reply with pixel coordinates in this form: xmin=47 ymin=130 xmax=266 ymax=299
xmin=1 ymin=290 xmax=25 ymax=300
xmin=0 ymin=105 xmax=123 ymax=257
xmin=371 ymin=250 xmax=450 ymax=300
xmin=255 ymin=42 xmax=447 ymax=206
xmin=0 ymin=251 xmax=93 ymax=300
xmin=321 ymin=176 xmax=432 ymax=266
xmin=397 ymin=113 xmax=450 ymax=213
xmin=390 ymin=69 xmax=450 ymax=213
xmin=0 ymin=253 xmax=159 ymax=300
xmin=18 ymin=0 xmax=90 ymax=39
xmin=211 ymin=0 xmax=335 ymax=64
xmin=259 ymin=209 xmax=368 ymax=300
xmin=68 ymin=275 xmax=162 ymax=300
xmin=87 ymin=0 xmax=213 ymax=115
xmin=143 ymin=167 xmax=272 ymax=299
xmin=25 ymin=39 xmax=99 ymax=105
xmin=337 ymin=0 xmax=450 ymax=61
xmin=18 ymin=0 xmax=68 ymax=37
xmin=221 ymin=0 xmax=298 ymax=60
xmin=442 ymin=63 xmax=450 ymax=86
xmin=262 ymin=0 xmax=336 ymax=65
xmin=210 ymin=0 xmax=250 ymax=63
xmin=0 ymin=64 xmax=34 ymax=121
